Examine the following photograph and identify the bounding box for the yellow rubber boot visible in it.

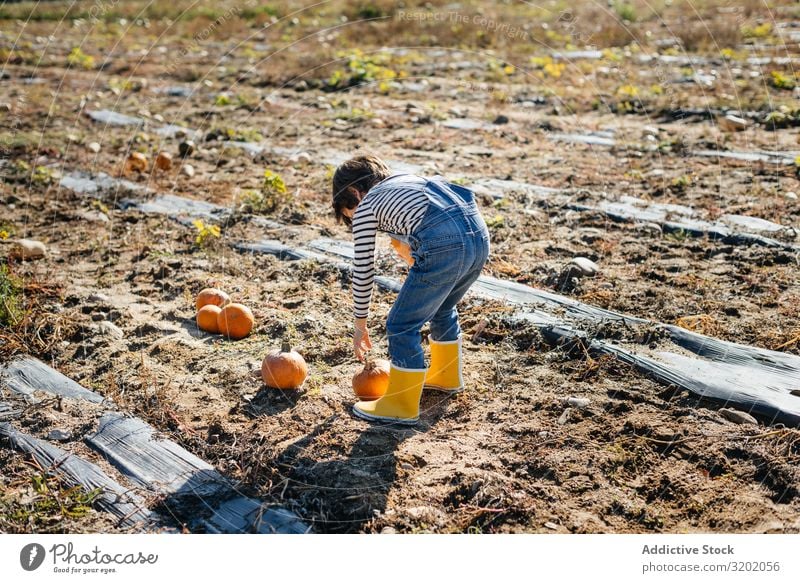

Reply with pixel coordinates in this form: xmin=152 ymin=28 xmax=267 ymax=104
xmin=353 ymin=365 xmax=425 ymax=425
xmin=424 ymin=336 xmax=464 ymax=394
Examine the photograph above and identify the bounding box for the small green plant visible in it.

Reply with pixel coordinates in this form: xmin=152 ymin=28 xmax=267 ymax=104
xmin=0 ymin=264 xmax=23 ymax=327
xmin=530 ymin=56 xmax=565 ymax=78
xmin=671 ymin=174 xmax=692 ymax=191
xmin=795 ymin=156 xmax=800 ymax=179
xmin=617 ymin=84 xmax=640 ymax=98
xmin=486 ymin=214 xmax=505 ymax=229
xmin=326 ymin=49 xmax=401 ymax=89
xmin=67 ymin=47 xmax=95 ymax=69
xmin=192 ymin=219 xmax=221 ymax=248
xmin=0 ymin=472 xmax=102 ymax=532
xmin=31 ymin=165 xmax=54 ymax=185
xmin=770 ymin=71 xmax=796 ymax=90
xmin=240 ymin=170 xmax=292 ymax=215
xmin=666 ymin=229 xmax=690 ymax=242
xmin=335 ymin=107 xmax=374 ymax=122
xmin=614 ymin=2 xmax=637 ymax=22
xmin=742 ymin=22 xmax=772 ymax=39
xmin=214 ymin=93 xmax=232 ymax=106
xmin=263 ymin=169 xmax=287 ymax=196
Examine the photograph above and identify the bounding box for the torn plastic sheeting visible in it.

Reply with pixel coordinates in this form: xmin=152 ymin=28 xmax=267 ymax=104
xmin=511 ymin=313 xmax=800 ymax=426
xmin=205 ymin=497 xmax=309 ymax=534
xmin=0 ymin=422 xmax=154 ymax=528
xmin=154 ymin=124 xmax=200 ymax=139
xmin=241 ymin=239 xmax=402 ymax=293
xmin=235 ymin=240 xmax=329 ymax=262
xmin=86 ymin=413 xmax=229 ymax=497
xmin=0 ymin=402 xmax=21 ymax=421
xmin=120 ymin=194 xmax=230 ymax=222
xmin=440 ymin=118 xmax=494 ymax=131
xmin=60 ymin=171 xmax=150 ymax=197
xmin=664 ymin=325 xmax=800 ymax=380
xmin=86 ymin=413 xmax=310 ymax=533
xmin=549 ymin=133 xmax=616 ymax=147
xmin=320 ymin=150 xmax=425 ymax=175
xmin=1 ymin=357 xmax=106 ymax=403
xmin=570 ymin=200 xmax=798 ymax=251
xmin=86 ymin=110 xmax=144 ymax=127
xmin=719 ymin=214 xmax=792 ymax=234
xmin=693 ymin=149 xmax=797 ymax=165
xmin=470 ymin=178 xmax=560 ymax=201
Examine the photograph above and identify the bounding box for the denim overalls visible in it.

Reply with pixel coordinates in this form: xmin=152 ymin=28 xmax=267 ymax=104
xmin=386 ymin=177 xmax=490 ymax=369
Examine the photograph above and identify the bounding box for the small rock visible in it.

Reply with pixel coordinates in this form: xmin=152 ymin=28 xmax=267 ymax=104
xmin=538 ymin=430 xmax=551 ymax=438
xmin=292 ymin=152 xmax=312 ymax=166
xmin=153 ymin=113 xmax=164 ymax=123
xmin=720 ymin=408 xmax=758 ymax=425
xmin=406 ymin=506 xmax=445 ymax=524
xmin=493 ymin=114 xmax=510 ymax=125
xmin=88 ymin=292 xmax=111 ymax=303
xmin=179 ymin=140 xmax=196 ymax=158
xmin=642 ymin=125 xmax=660 ymax=136
xmin=370 ymin=117 xmax=386 ymax=128
xmin=66 ymin=133 xmax=80 ymax=143
xmin=785 ymin=191 xmax=798 ymax=200
xmin=76 ymin=210 xmax=109 ymax=223
xmin=155 ymin=151 xmax=172 ymax=171
xmin=47 ymin=429 xmax=72 ymax=442
xmin=87 ymin=141 xmax=101 ymax=153
xmin=293 ymin=80 xmax=309 ymax=92
xmin=181 ymin=164 xmax=195 ymax=177
xmin=544 ymin=521 xmax=559 ymax=530
xmin=569 ymin=256 xmax=599 ymax=276
xmin=637 ymin=222 xmax=663 ymax=236
xmin=557 ymin=408 xmax=571 ymax=425
xmin=567 ymin=396 xmax=590 ymax=409
xmin=381 ymin=526 xmax=397 ymax=534
xmin=718 ymin=114 xmax=748 ymax=132
xmin=97 ymin=320 xmax=124 ymax=340
xmin=9 ymin=239 xmax=47 ymax=261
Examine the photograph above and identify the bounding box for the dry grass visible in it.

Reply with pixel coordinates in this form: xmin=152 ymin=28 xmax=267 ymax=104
xmin=675 ymin=314 xmax=721 ymax=336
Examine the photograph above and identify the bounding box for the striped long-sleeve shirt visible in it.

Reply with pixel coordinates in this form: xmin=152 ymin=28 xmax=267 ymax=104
xmin=352 ymin=174 xmax=430 ymax=318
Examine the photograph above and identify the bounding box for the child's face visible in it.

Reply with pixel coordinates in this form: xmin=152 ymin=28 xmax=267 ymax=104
xmin=341 ymin=207 xmax=355 ymax=220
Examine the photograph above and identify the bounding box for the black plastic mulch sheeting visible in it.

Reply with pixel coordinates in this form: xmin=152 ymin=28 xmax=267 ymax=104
xmin=87 ymin=413 xmax=310 ymax=534
xmin=0 ymin=422 xmax=154 ymax=529
xmin=1 ymin=357 xmax=107 ymax=404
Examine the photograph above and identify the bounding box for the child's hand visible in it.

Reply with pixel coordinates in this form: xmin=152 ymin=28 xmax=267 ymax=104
xmin=390 ymin=239 xmax=414 ymax=265
xmin=353 ymin=318 xmax=372 ymax=361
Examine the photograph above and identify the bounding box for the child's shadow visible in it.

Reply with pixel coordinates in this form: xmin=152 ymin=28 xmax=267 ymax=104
xmin=275 ymin=393 xmax=451 ymax=532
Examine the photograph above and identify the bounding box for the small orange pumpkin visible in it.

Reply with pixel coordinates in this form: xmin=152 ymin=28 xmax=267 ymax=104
xmin=390 ymin=239 xmax=414 ymax=265
xmin=262 ymin=341 xmax=307 ymax=389
xmin=196 ymin=305 xmax=221 ymax=333
xmin=125 ymin=152 xmax=147 ymax=173
xmin=352 ymin=358 xmax=390 ymax=401
xmin=155 ymin=151 xmax=173 ymax=171
xmin=195 ymin=288 xmax=230 ymax=311
xmin=125 ymin=152 xmax=148 ymax=174
xmin=217 ymin=303 xmax=254 ymax=340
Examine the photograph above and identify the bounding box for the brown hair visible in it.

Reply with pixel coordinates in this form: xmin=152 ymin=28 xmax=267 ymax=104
xmin=331 ymin=154 xmax=391 ymax=226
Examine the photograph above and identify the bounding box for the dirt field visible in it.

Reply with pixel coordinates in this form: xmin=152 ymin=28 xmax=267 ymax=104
xmin=1 ymin=0 xmax=800 ymax=533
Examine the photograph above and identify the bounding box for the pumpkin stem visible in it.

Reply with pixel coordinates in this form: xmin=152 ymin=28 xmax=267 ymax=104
xmin=281 ymin=338 xmax=291 ymax=353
